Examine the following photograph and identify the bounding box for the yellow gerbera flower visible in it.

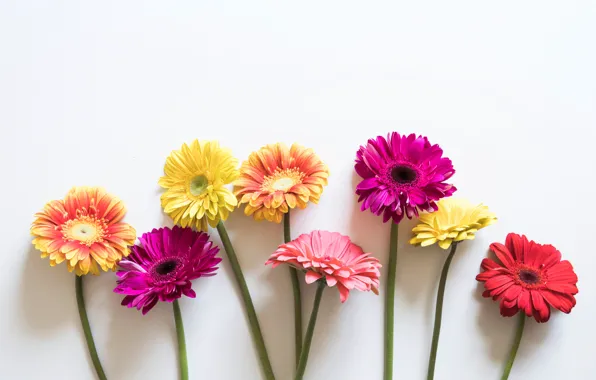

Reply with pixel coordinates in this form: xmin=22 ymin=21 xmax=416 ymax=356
xmin=410 ymin=198 xmax=496 ymax=249
xmin=159 ymin=140 xmax=239 ymax=231
xmin=234 ymin=143 xmax=329 ymax=223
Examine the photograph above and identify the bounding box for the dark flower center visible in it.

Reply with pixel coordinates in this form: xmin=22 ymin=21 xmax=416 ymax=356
xmin=155 ymin=260 xmax=179 ymax=275
xmin=518 ymin=269 xmax=539 ymax=285
xmin=391 ymin=165 xmax=417 ymax=184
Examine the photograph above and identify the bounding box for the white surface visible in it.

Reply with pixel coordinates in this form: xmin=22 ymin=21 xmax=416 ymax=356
xmin=1 ymin=1 xmax=595 ymax=379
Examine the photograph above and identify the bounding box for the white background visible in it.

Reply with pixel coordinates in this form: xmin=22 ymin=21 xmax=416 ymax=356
xmin=1 ymin=1 xmax=595 ymax=379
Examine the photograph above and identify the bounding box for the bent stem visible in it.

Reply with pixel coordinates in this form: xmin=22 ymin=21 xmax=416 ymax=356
xmin=285 ymin=211 xmax=303 ymax=368
xmin=173 ymin=300 xmax=188 ymax=380
xmin=384 ymin=222 xmax=398 ymax=380
xmin=427 ymin=243 xmax=459 ymax=380
xmin=75 ymin=275 xmax=108 ymax=380
xmin=295 ymin=281 xmax=325 ymax=380
xmin=216 ymin=221 xmax=276 ymax=380
xmin=501 ymin=314 xmax=526 ymax=380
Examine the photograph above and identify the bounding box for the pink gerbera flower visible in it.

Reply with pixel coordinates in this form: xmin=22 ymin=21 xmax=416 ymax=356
xmin=115 ymin=226 xmax=221 ymax=314
xmin=266 ymin=230 xmax=381 ymax=302
xmin=355 ymin=132 xmax=456 ymax=223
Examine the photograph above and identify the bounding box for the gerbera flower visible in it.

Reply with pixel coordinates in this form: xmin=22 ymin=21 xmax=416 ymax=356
xmin=355 ymin=132 xmax=456 ymax=223
xmin=411 ymin=198 xmax=496 ymax=380
xmin=31 ymin=186 xmax=136 ymax=276
xmin=31 ymin=186 xmax=136 ymax=380
xmin=410 ymin=198 xmax=497 ymax=249
xmin=234 ymin=143 xmax=329 ymax=223
xmin=476 ymin=233 xmax=578 ymax=323
xmin=159 ymin=140 xmax=239 ymax=231
xmin=235 ymin=142 xmax=329 ymax=368
xmin=115 ymin=226 xmax=221 ymax=314
xmin=268 ymin=231 xmax=381 ymax=380
xmin=266 ymin=230 xmax=381 ymax=302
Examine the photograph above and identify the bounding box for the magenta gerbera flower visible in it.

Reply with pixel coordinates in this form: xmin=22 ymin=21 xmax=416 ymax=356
xmin=115 ymin=226 xmax=221 ymax=314
xmin=355 ymin=132 xmax=456 ymax=223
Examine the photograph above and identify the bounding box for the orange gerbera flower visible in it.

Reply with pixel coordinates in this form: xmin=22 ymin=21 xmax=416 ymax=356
xmin=31 ymin=187 xmax=136 ymax=275
xmin=235 ymin=143 xmax=329 ymax=223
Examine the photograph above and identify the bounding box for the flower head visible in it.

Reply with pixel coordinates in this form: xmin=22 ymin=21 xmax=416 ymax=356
xmin=266 ymin=230 xmax=381 ymax=302
xmin=410 ymin=198 xmax=496 ymax=249
xmin=235 ymin=143 xmax=329 ymax=223
xmin=476 ymin=233 xmax=578 ymax=323
xmin=159 ymin=140 xmax=239 ymax=231
xmin=115 ymin=226 xmax=221 ymax=314
xmin=31 ymin=187 xmax=136 ymax=276
xmin=355 ymin=132 xmax=456 ymax=223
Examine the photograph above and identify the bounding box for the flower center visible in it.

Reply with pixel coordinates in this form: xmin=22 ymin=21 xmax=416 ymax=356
xmin=272 ymin=177 xmax=295 ymax=191
xmin=518 ymin=269 xmax=540 ymax=284
xmin=262 ymin=168 xmax=305 ymax=193
xmin=514 ymin=266 xmax=545 ymax=289
xmin=390 ymin=165 xmax=418 ymax=184
xmin=150 ymin=257 xmax=183 ymax=281
xmin=62 ymin=216 xmax=107 ymax=246
xmin=189 ymin=175 xmax=209 ymax=196
xmin=155 ymin=260 xmax=179 ymax=275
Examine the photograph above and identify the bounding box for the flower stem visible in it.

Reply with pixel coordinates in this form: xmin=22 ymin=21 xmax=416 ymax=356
xmin=284 ymin=211 xmax=303 ymax=368
xmin=295 ymin=281 xmax=325 ymax=380
xmin=173 ymin=300 xmax=188 ymax=380
xmin=216 ymin=221 xmax=276 ymax=380
xmin=501 ymin=313 xmax=526 ymax=380
xmin=427 ymin=243 xmax=458 ymax=380
xmin=75 ymin=275 xmax=107 ymax=380
xmin=384 ymin=222 xmax=398 ymax=380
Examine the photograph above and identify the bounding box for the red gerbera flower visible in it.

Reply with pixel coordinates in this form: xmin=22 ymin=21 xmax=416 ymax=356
xmin=476 ymin=233 xmax=578 ymax=323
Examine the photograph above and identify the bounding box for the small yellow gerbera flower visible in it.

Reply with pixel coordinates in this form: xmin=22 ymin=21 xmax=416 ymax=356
xmin=159 ymin=140 xmax=239 ymax=231
xmin=410 ymin=198 xmax=496 ymax=249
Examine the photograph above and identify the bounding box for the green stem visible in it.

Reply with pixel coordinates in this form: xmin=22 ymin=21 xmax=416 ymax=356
xmin=501 ymin=313 xmax=526 ymax=380
xmin=295 ymin=281 xmax=325 ymax=380
xmin=216 ymin=221 xmax=276 ymax=380
xmin=285 ymin=211 xmax=303 ymax=368
xmin=75 ymin=275 xmax=108 ymax=380
xmin=173 ymin=300 xmax=188 ymax=380
xmin=384 ymin=222 xmax=398 ymax=380
xmin=427 ymin=243 xmax=459 ymax=380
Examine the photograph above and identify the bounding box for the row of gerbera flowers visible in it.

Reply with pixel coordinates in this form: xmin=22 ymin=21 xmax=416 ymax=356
xmin=30 ymin=133 xmax=579 ymax=380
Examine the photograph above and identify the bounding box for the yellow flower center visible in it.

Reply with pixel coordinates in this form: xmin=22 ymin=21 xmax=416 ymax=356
xmin=62 ymin=216 xmax=107 ymax=246
xmin=189 ymin=175 xmax=209 ymax=196
xmin=262 ymin=168 xmax=304 ymax=193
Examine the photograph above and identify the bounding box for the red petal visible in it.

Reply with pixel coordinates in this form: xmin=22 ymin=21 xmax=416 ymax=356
xmin=489 ymin=281 xmax=515 ymax=300
xmin=530 ymin=290 xmax=550 ymax=323
xmin=476 ymin=269 xmax=502 ymax=281
xmin=480 ymin=258 xmax=502 ymax=271
xmin=546 ymin=261 xmax=578 ymax=287
xmin=541 ymin=290 xmax=576 ymax=313
xmin=517 ymin=290 xmax=533 ymax=316
xmin=545 ymin=282 xmax=579 ymax=295
xmin=484 ymin=275 xmax=514 ymax=291
xmin=499 ymin=301 xmax=519 ymax=317
xmin=490 ymin=243 xmax=515 ymax=269
xmin=506 ymin=233 xmax=527 ymax=262
xmin=526 ymin=243 xmax=561 ymax=270
xmin=502 ymin=285 xmax=523 ymax=301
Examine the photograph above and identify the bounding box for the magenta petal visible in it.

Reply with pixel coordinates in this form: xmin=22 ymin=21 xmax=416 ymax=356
xmin=354 ymin=132 xmax=456 ymax=223
xmin=114 ymin=226 xmax=221 ymax=314
xmin=356 ymin=177 xmax=380 ymax=191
